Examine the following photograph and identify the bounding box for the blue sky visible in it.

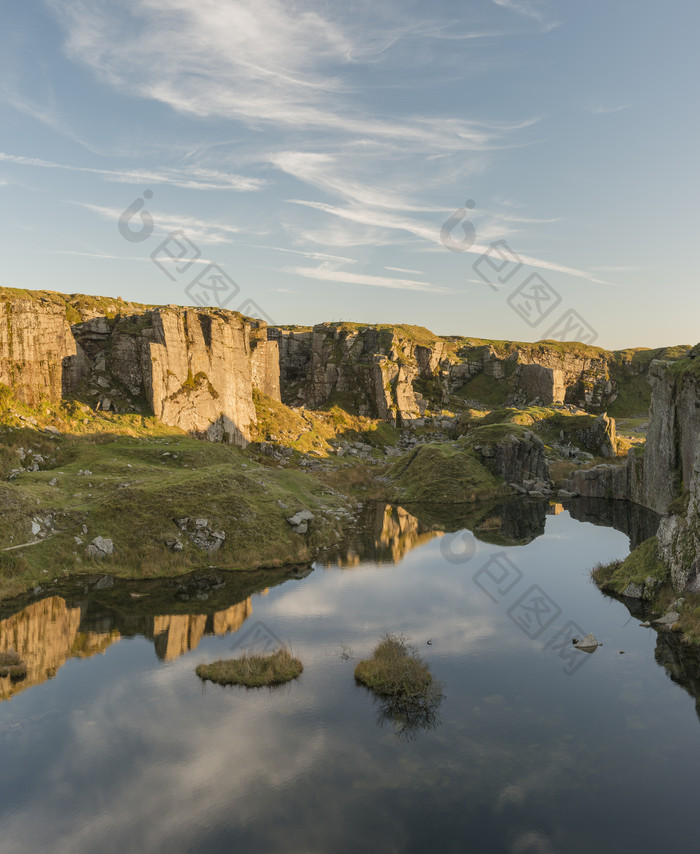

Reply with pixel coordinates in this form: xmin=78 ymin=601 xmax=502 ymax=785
xmin=0 ymin=0 xmax=697 ymax=349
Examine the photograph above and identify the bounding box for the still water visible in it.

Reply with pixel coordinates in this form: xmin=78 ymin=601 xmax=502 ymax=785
xmin=0 ymin=498 xmax=698 ymax=853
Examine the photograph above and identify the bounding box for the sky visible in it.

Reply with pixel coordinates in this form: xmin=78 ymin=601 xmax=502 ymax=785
xmin=0 ymin=0 xmax=697 ymax=350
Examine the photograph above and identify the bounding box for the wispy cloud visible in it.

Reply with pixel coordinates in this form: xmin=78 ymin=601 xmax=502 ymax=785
xmin=73 ymin=200 xmax=244 ymax=245
xmin=53 ymin=249 xmax=213 ymax=265
xmin=385 ymin=266 xmax=424 ymax=275
xmin=588 ymin=104 xmax=630 ymax=115
xmin=0 ymin=151 xmax=262 ymax=191
xmin=242 ymin=243 xmax=358 ymax=265
xmin=491 ymin=0 xmax=559 ymax=30
xmin=288 ymin=197 xmax=609 ymax=284
xmin=286 ymin=262 xmax=452 ymax=293
xmin=46 ymin=1 xmax=533 ymax=153
xmin=589 ymin=264 xmax=645 ymax=272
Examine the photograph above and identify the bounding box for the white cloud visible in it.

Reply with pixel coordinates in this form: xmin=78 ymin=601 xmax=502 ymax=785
xmin=589 ymin=104 xmax=630 ymax=115
xmin=243 ymin=243 xmax=359 ymax=265
xmin=0 ymin=151 xmax=262 ymax=191
xmin=45 ymin=1 xmax=532 ymax=153
xmin=286 ymin=262 xmax=452 ymax=293
xmin=492 ymin=0 xmax=559 ymax=30
xmin=385 ymin=266 xmax=424 ymax=275
xmin=288 ymin=198 xmax=610 ymax=285
xmin=73 ymin=200 xmax=245 ymax=245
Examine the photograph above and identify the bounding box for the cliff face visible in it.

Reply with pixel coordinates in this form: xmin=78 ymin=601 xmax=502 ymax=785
xmin=591 ymin=355 xmax=700 ymax=593
xmin=646 ymin=359 xmax=700 ymax=591
xmin=270 ymin=324 xmax=435 ymax=425
xmin=0 ymin=297 xmax=86 ymax=406
xmin=0 ymin=289 xmax=281 ymax=446
xmin=74 ymin=308 xmax=281 ymax=445
xmin=270 ymin=323 xmax=687 ymax=423
xmin=0 ymin=286 xmax=688 ymax=441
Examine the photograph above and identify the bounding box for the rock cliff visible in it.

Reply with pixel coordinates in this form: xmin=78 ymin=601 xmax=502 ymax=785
xmin=0 ymin=288 xmax=281 ymax=446
xmin=270 ymin=322 xmax=687 ymax=423
xmin=0 ymin=285 xmax=688 ymax=443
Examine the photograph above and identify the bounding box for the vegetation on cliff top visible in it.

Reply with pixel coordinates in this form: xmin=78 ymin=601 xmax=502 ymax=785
xmin=0 ymin=285 xmax=153 ymax=324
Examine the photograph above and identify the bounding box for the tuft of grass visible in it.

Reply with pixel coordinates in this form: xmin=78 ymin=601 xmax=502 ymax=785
xmin=0 ymin=649 xmax=27 ymax=679
xmin=196 ymin=648 xmax=303 ymax=687
xmin=354 ymin=633 xmax=436 ymax=699
xmin=354 ymin=633 xmax=443 ymax=739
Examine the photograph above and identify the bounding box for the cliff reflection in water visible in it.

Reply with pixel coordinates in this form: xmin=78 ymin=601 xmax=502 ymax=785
xmin=318 ymin=498 xmax=558 ymax=568
xmin=0 ymin=497 xmax=666 ymax=703
xmin=0 ymin=564 xmax=304 ymax=702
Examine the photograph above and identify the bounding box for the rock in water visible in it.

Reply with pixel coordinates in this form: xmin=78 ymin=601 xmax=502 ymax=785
xmin=574 ymin=633 xmax=599 ymax=652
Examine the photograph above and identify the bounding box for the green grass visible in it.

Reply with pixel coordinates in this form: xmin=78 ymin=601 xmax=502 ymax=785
xmin=387 ymin=442 xmax=504 ymax=503
xmin=0 ymin=426 xmax=353 ymax=599
xmin=608 ymin=374 xmax=652 ymax=418
xmin=454 ymin=374 xmax=512 ymax=408
xmin=196 ymin=648 xmax=303 ymax=687
xmin=591 ymin=536 xmax=669 ymax=595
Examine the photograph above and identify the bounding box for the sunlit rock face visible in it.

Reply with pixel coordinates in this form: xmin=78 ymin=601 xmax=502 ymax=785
xmin=0 ymin=288 xmax=282 ymax=447
xmin=270 ymin=323 xmax=672 ymax=424
xmin=0 ymin=298 xmax=86 ymax=406
xmin=0 ymin=595 xmax=254 ymax=700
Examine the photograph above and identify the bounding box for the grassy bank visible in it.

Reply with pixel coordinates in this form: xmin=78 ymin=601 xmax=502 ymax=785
xmin=0 ymin=419 xmax=355 ymax=599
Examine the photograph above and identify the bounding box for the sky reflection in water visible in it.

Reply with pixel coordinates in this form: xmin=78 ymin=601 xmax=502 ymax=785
xmin=0 ymin=500 xmax=698 ymax=854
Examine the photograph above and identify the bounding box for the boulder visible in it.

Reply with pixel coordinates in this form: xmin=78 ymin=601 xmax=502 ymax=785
xmin=86 ymin=536 xmax=114 ymax=559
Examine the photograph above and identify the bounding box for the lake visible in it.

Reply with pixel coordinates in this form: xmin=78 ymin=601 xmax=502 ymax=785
xmin=0 ymin=498 xmax=698 ymax=853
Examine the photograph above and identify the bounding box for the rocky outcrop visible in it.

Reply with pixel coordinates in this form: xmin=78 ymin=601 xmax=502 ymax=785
xmin=141 ymin=309 xmax=264 ymax=445
xmin=0 ymin=287 xmax=282 ymax=446
xmin=486 ymin=432 xmax=550 ymax=486
xmin=562 ymin=461 xmax=629 ymax=500
xmin=607 ymin=355 xmax=700 ymax=593
xmin=0 ymin=297 xmax=87 ymax=405
xmin=270 ymin=323 xmax=429 ymax=425
xmin=270 ymin=323 xmax=688 ymax=423
xmin=641 ymin=360 xmax=700 ymax=513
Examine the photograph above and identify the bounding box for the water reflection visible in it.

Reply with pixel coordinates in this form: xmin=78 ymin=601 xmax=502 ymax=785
xmin=320 ymin=497 xmax=662 ymax=570
xmin=318 ymin=503 xmax=440 ymax=567
xmin=655 ymin=632 xmax=700 ymax=722
xmin=366 ymin=682 xmax=444 ymax=743
xmin=1 ymin=501 xmax=699 ymax=853
xmin=0 ymin=498 xmax=667 ymax=704
xmin=0 ymin=565 xmax=303 ymax=701
xmin=563 ymin=496 xmax=660 ymax=549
